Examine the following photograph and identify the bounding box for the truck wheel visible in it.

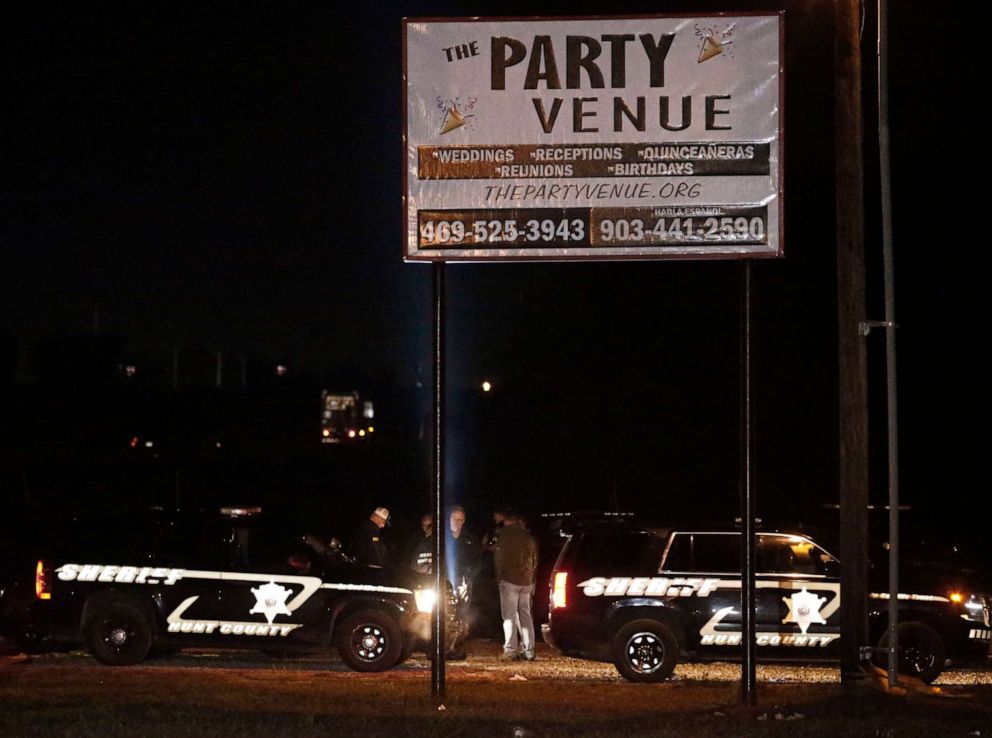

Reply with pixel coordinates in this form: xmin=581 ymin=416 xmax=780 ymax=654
xmin=611 ymin=619 xmax=678 ymax=683
xmin=85 ymin=602 xmax=153 ymax=666
xmin=336 ymin=610 xmax=403 ymax=672
xmin=876 ymin=622 xmax=946 ymax=684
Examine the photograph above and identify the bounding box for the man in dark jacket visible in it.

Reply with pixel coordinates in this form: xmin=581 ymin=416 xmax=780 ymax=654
xmin=408 ymin=513 xmax=434 ymax=574
xmin=447 ymin=506 xmax=480 ymax=593
xmin=493 ymin=512 xmax=538 ymax=661
xmin=352 ymin=507 xmax=390 ymax=567
xmin=445 ymin=506 xmax=479 ymax=659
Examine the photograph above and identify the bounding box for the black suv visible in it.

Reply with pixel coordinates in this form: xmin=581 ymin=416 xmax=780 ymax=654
xmin=544 ymin=523 xmax=991 ymax=682
xmin=19 ymin=509 xmax=458 ymax=671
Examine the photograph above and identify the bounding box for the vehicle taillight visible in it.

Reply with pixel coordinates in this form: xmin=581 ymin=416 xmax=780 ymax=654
xmin=552 ymin=571 xmax=567 ymax=609
xmin=36 ymin=560 xmax=52 ymax=600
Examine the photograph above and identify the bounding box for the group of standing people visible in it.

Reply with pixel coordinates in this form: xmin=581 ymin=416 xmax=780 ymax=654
xmin=352 ymin=504 xmax=538 ymax=661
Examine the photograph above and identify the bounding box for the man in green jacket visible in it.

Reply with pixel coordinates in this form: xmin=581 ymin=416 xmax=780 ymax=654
xmin=493 ymin=512 xmax=538 ymax=661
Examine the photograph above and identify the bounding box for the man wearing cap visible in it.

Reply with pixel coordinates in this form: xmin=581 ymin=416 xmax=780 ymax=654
xmin=352 ymin=507 xmax=390 ymax=567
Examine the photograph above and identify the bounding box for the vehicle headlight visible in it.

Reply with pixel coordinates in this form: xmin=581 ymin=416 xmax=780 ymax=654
xmin=415 ymin=588 xmax=437 ymax=613
xmin=963 ymin=596 xmax=985 ymax=619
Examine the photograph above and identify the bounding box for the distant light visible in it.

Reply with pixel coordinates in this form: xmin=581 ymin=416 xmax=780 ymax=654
xmin=348 ymin=430 xmax=357 ymax=438
xmin=367 ymin=426 xmax=374 ymax=433
xmin=144 ymin=441 xmax=154 ymax=448
xmin=949 ymin=592 xmax=964 ymax=603
xmin=220 ymin=506 xmax=262 ymax=518
xmin=322 ymin=429 xmax=331 ymax=437
xmin=124 ymin=365 xmax=137 ymax=377
xmin=129 ymin=437 xmax=139 ymax=448
xmin=215 ymin=442 xmax=222 ymax=448
xmin=358 ymin=429 xmax=366 ymax=437
xmin=481 ymin=380 xmax=492 ymax=392
xmin=275 ymin=365 xmax=287 ymax=376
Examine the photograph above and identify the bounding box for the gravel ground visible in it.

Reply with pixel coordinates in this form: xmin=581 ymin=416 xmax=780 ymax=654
xmin=408 ymin=640 xmax=992 ymax=686
xmin=6 ymin=636 xmax=990 ymax=686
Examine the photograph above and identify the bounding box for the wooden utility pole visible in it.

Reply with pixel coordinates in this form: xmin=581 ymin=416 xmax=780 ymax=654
xmin=835 ymin=0 xmax=870 ymax=681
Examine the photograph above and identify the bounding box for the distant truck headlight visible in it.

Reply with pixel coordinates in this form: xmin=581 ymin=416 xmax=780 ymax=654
xmin=414 ymin=588 xmax=437 ymax=613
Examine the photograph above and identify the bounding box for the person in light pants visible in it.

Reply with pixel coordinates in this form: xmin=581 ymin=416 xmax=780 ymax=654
xmin=493 ymin=512 xmax=538 ymax=661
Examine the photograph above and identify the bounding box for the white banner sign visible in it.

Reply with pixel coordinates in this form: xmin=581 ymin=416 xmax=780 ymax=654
xmin=404 ymin=14 xmax=783 ymax=261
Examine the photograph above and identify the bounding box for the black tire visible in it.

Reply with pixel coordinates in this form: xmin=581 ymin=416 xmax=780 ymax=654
xmin=611 ymin=619 xmax=679 ymax=683
xmin=336 ymin=610 xmax=403 ymax=673
xmin=85 ymin=602 xmax=153 ymax=666
xmin=876 ymin=622 xmax=946 ymax=684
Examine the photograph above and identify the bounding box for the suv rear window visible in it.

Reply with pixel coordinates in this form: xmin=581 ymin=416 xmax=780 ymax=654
xmin=662 ymin=532 xmax=739 ymax=574
xmin=560 ymin=531 xmax=665 ymax=574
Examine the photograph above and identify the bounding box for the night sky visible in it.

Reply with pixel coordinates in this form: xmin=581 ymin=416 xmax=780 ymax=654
xmin=1 ymin=2 xmax=979 ymax=547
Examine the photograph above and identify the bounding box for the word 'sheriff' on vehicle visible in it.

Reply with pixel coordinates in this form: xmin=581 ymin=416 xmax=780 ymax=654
xmin=21 ymin=508 xmax=463 ymax=671
xmin=544 ymin=523 xmax=992 ymax=683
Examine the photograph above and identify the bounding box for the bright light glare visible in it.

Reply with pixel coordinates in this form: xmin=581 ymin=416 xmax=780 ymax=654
xmin=415 ymin=588 xmax=437 ymax=613
xmin=481 ymin=381 xmax=492 ymax=392
xmin=35 ymin=560 xmax=51 ymax=600
xmin=949 ymin=592 xmax=964 ymax=603
xmin=552 ymin=571 xmax=568 ymax=609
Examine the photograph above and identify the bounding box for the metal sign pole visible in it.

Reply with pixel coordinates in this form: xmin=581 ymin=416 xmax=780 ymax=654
xmin=431 ymin=261 xmax=447 ymax=700
xmin=740 ymin=260 xmax=757 ymax=704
